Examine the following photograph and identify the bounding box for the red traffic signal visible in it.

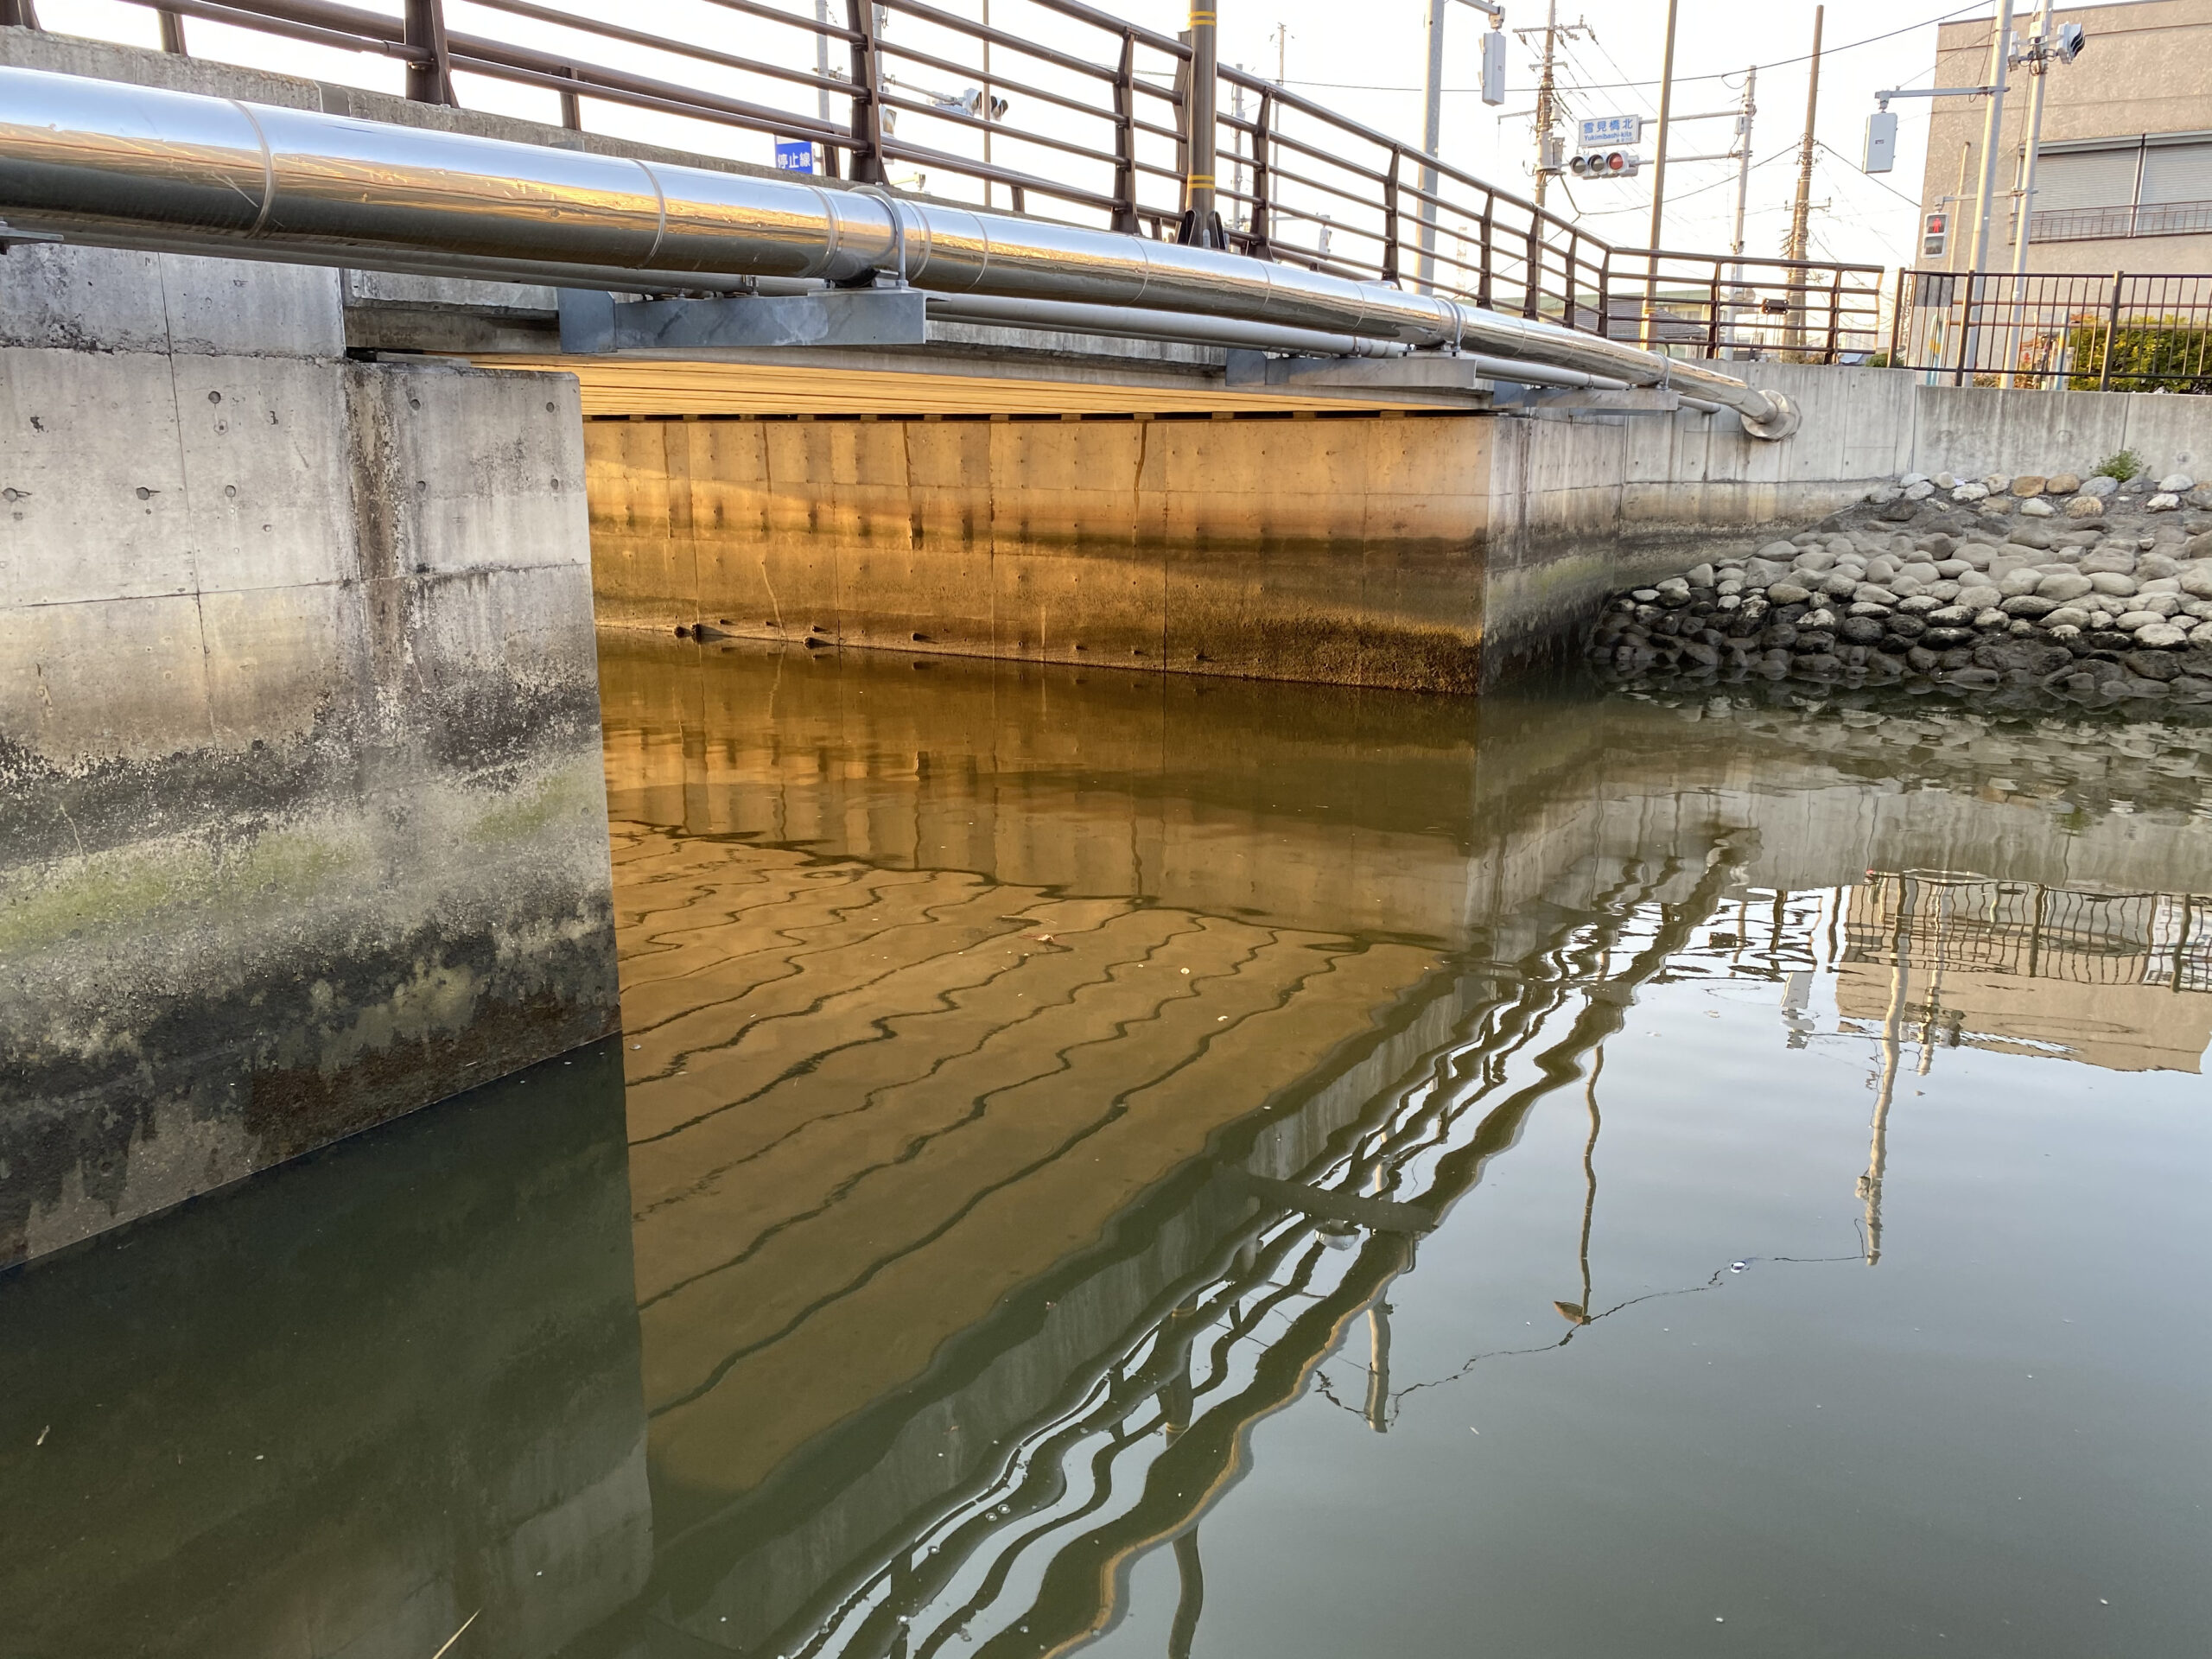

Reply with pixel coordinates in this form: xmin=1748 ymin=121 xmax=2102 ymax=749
xmin=1568 ymin=149 xmax=1642 ymax=179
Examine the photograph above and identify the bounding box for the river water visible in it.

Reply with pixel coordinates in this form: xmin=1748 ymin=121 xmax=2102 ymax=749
xmin=5 ymin=639 xmax=2209 ymax=1658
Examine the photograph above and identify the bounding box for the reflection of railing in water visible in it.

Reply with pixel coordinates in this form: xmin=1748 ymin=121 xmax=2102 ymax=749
xmin=1843 ymin=874 xmax=2212 ymax=994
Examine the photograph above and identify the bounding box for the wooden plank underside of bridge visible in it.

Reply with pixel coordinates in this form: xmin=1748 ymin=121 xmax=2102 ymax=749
xmin=480 ymin=356 xmax=1472 ymax=418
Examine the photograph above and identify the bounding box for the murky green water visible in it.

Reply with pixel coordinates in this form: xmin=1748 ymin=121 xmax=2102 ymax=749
xmin=6 ymin=640 xmax=2210 ymax=1658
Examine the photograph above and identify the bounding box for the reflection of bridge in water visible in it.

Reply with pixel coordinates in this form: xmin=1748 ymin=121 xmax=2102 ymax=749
xmin=10 ymin=639 xmax=2208 ymax=1657
xmin=593 ymin=639 xmax=2212 ymax=1657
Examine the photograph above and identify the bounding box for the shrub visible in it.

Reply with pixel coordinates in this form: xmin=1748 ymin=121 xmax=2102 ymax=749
xmin=2093 ymin=448 xmax=2143 ymax=483
xmin=2067 ymin=315 xmax=2212 ymax=394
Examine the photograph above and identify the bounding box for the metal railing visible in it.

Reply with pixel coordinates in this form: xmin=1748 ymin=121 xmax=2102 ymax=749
xmin=2030 ymin=199 xmax=2212 ymax=245
xmin=32 ymin=0 xmax=1881 ymax=362
xmin=1843 ymin=874 xmax=2211 ymax=994
xmin=1888 ymin=267 xmax=2212 ymax=391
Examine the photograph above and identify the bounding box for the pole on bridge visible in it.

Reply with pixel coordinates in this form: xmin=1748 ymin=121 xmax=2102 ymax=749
xmin=1179 ymin=0 xmax=1223 ymax=246
xmin=1639 ymin=0 xmax=1680 ymax=350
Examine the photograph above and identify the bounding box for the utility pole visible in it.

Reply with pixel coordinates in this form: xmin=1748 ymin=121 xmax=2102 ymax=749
xmin=2005 ymin=0 xmax=2056 ymax=385
xmin=1726 ymin=66 xmax=1756 ymax=353
xmin=1530 ymin=0 xmax=1561 ymax=209
xmin=1730 ymin=67 xmax=1757 ymax=262
xmin=1640 ymin=0 xmax=1681 ymax=348
xmin=1419 ymin=0 xmax=1506 ymax=289
xmin=1784 ymin=4 xmax=1823 ymax=264
xmin=1783 ymin=6 xmax=1823 ymax=354
xmin=1966 ymin=0 xmax=2016 ymax=274
xmin=1647 ymin=0 xmax=1681 ymax=251
xmin=1516 ymin=5 xmax=1589 ymax=208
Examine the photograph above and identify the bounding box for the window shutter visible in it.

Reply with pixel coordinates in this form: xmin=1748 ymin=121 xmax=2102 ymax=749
xmin=2139 ymin=141 xmax=2212 ymax=205
xmin=2032 ymin=147 xmax=2140 ymax=213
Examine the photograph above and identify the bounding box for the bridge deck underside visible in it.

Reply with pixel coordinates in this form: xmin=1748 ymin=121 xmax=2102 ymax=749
xmin=483 ymin=354 xmax=1476 ymax=419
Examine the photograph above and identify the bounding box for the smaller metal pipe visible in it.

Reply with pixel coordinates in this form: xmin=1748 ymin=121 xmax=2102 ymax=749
xmin=1465 ymin=354 xmax=1630 ymax=390
xmin=926 ymin=291 xmax=1408 ymax=356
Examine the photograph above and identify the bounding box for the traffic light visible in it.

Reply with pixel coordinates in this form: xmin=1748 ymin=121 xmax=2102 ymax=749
xmin=1569 ymin=149 xmax=1642 ymax=179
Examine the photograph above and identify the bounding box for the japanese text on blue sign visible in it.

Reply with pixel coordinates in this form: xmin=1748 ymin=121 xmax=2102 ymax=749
xmin=1576 ymin=115 xmax=1641 ymax=149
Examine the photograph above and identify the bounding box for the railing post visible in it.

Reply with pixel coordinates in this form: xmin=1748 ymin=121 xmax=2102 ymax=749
xmin=1110 ymin=32 xmax=1138 ymax=233
xmin=1381 ymin=149 xmax=1402 ymax=286
xmin=158 ymin=10 xmax=186 ymax=52
xmin=1249 ymin=92 xmax=1271 ymax=255
xmin=1597 ymin=250 xmax=1610 ymax=338
xmin=556 ymin=66 xmax=582 ymax=131
xmin=404 ymin=0 xmax=454 ymax=105
xmin=1890 ymin=266 xmax=1905 ymax=366
xmin=0 ymin=0 xmax=41 ymax=28
xmin=1825 ymin=266 xmax=1843 ymax=362
xmin=1477 ymin=194 xmax=1493 ymax=311
xmin=2099 ymin=270 xmax=2123 ymax=391
xmin=1953 ymin=270 xmax=1978 ymax=387
xmin=847 ymin=0 xmax=887 ymax=183
xmin=1707 ymin=262 xmax=1723 ymax=358
xmin=1522 ymin=216 xmax=1540 ymax=320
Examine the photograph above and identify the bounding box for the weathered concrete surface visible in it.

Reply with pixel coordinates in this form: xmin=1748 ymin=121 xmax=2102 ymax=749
xmin=581 ymin=364 xmax=2015 ymax=691
xmin=588 ymin=412 xmax=1499 ymax=690
xmin=0 ymin=239 xmax=618 ymax=1267
xmin=0 ymin=1042 xmax=652 ymax=1658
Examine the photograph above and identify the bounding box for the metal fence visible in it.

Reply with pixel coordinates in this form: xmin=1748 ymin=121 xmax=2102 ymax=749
xmin=19 ymin=0 xmax=1883 ymax=362
xmin=1888 ymin=267 xmax=2212 ymax=391
xmin=1843 ymin=873 xmax=2212 ymax=993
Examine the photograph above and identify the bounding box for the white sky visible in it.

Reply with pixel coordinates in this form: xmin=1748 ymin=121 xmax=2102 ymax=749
xmin=38 ymin=0 xmax=1984 ymax=270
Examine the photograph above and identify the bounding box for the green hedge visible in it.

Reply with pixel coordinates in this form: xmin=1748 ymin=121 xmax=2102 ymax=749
xmin=2068 ymin=316 xmax=2212 ymax=392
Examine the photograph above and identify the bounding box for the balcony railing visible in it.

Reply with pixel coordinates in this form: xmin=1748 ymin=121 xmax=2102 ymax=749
xmin=2030 ymin=200 xmax=2212 ymax=244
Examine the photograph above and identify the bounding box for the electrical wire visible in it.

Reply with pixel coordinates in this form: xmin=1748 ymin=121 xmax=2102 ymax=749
xmin=1815 ymin=139 xmax=1925 ymax=206
xmin=1567 ymin=145 xmax=1795 ymax=219
xmin=1284 ymin=0 xmax=1991 ymax=95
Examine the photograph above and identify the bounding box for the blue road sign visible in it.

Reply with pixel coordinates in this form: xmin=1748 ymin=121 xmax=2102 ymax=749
xmin=773 ymin=140 xmax=815 ymax=175
xmin=1576 ymin=115 xmax=1642 ymax=149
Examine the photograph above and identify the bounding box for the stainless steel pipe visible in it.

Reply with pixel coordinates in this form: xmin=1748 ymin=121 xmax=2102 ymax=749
xmin=926 ymin=292 xmax=1413 ymax=358
xmin=0 ymin=64 xmax=1798 ymax=438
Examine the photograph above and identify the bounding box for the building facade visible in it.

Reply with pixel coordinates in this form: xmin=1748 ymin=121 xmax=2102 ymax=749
xmin=1916 ymin=0 xmax=2212 ymax=277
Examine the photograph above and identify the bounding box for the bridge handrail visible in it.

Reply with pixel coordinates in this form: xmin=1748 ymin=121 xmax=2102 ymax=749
xmin=65 ymin=0 xmax=1882 ymax=363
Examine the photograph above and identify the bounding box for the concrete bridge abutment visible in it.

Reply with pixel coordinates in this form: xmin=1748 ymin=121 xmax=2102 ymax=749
xmin=580 ymin=362 xmax=1908 ymax=693
xmin=0 ymin=241 xmax=618 ymax=1267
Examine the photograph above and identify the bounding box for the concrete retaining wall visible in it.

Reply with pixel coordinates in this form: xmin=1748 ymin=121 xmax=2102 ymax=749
xmin=582 ymin=366 xmax=1923 ymax=690
xmin=584 ymin=363 xmax=2212 ymax=692
xmin=0 ymin=241 xmax=618 ymax=1267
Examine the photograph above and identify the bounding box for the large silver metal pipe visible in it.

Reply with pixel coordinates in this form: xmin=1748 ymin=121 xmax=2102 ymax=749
xmin=0 ymin=64 xmax=1798 ymax=438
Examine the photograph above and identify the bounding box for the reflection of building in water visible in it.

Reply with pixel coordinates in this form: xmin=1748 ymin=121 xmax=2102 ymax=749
xmin=1835 ymin=874 xmax=2212 ymax=1075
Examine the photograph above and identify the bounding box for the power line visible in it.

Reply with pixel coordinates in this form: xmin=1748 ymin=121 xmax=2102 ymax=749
xmin=1815 ymin=138 xmax=1923 ymax=205
xmin=1283 ymin=0 xmax=1987 ymax=95
xmin=1566 ymin=145 xmax=1795 ymax=218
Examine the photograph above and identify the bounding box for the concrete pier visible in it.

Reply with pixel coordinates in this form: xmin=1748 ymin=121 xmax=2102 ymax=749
xmin=0 ymin=237 xmax=617 ymax=1267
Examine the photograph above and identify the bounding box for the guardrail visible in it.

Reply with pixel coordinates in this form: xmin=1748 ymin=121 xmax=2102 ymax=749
xmin=22 ymin=0 xmax=1881 ymax=362
xmin=1889 ymin=267 xmax=2212 ymax=391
